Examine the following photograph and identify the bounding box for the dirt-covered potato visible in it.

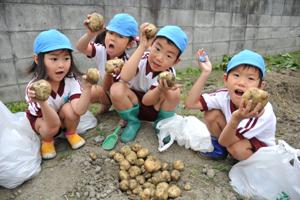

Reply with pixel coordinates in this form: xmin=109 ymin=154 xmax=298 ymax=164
xmin=173 ymin=160 xmax=184 ymax=171
xmin=242 ymin=87 xmax=269 ymax=111
xmin=168 ymin=185 xmax=181 ymax=198
xmin=119 ymin=179 xmax=129 ymax=191
xmin=129 ymin=179 xmax=138 ymax=190
xmin=137 ymin=148 xmax=149 ymax=158
xmin=140 ymin=188 xmax=152 ymax=200
xmin=135 ymin=158 xmax=145 ymax=167
xmin=155 ymin=182 xmax=169 ymax=200
xmin=114 ymin=152 xmax=125 ymax=163
xmin=86 ymin=68 xmax=100 ymax=84
xmin=145 ymin=23 xmax=157 ymax=39
xmin=105 ymin=58 xmax=124 ymax=74
xmin=161 ymin=162 xmax=169 ymax=171
xmin=131 ymin=143 xmax=142 ymax=152
xmin=126 ymin=151 xmax=137 ymax=165
xmin=31 ymin=79 xmax=52 ymax=101
xmin=132 ymin=185 xmax=143 ymax=195
xmin=128 ymin=166 xmax=141 ymax=178
xmin=120 ymin=145 xmax=132 ymax=156
xmin=88 ymin=12 xmax=104 ymax=32
xmin=89 ymin=152 xmax=97 ymax=161
xmin=171 ymin=170 xmax=181 ymax=181
xmin=158 ymin=71 xmax=176 ymax=87
xmin=136 ymin=175 xmax=146 ymax=185
xmin=183 ymin=182 xmax=191 ymax=191
xmin=119 ymin=170 xmax=130 ymax=181
xmin=119 ymin=159 xmax=131 ymax=171
xmin=144 ymin=156 xmax=161 ymax=173
xmin=160 ymin=170 xmax=171 ymax=183
xmin=143 ymin=182 xmax=156 ymax=190
xmin=108 ymin=150 xmax=116 ymax=158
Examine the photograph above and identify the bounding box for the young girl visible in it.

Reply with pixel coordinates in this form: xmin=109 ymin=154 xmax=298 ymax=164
xmin=26 ymin=29 xmax=93 ymax=160
xmin=76 ymin=13 xmax=138 ymax=114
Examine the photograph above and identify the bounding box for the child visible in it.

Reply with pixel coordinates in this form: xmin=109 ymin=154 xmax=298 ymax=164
xmin=76 ymin=13 xmax=138 ymax=113
xmin=109 ymin=24 xmax=188 ymax=142
xmin=26 ymin=29 xmax=93 ymax=160
xmin=185 ymin=49 xmax=276 ymax=161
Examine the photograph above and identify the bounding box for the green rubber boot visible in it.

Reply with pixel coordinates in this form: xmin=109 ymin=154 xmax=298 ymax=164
xmin=153 ymin=109 xmax=175 ymax=143
xmin=118 ymin=104 xmax=141 ymax=143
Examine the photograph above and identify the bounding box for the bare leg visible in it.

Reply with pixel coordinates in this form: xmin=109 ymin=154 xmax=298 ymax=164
xmin=204 ymin=109 xmax=226 ymax=138
xmin=227 ymin=139 xmax=253 ymax=161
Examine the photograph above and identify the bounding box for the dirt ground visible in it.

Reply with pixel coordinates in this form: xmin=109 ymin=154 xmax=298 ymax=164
xmin=0 ymin=69 xmax=299 ymax=200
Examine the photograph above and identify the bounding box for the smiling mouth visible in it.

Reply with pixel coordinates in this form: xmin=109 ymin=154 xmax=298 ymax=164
xmin=234 ymin=89 xmax=244 ymax=96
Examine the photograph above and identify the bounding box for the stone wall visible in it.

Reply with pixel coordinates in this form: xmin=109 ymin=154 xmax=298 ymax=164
xmin=0 ymin=0 xmax=299 ymax=102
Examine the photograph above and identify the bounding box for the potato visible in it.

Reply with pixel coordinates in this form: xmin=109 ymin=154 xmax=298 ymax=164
xmin=143 ymin=182 xmax=156 ymax=190
xmin=129 ymin=179 xmax=138 ymax=190
xmin=132 ymin=185 xmax=143 ymax=195
xmin=171 ymin=170 xmax=180 ymax=181
xmin=136 ymin=175 xmax=146 ymax=185
xmin=158 ymin=71 xmax=176 ymax=87
xmin=144 ymin=156 xmax=161 ymax=173
xmin=140 ymin=188 xmax=152 ymax=200
xmin=31 ymin=79 xmax=52 ymax=101
xmin=183 ymin=182 xmax=191 ymax=191
xmin=173 ymin=160 xmax=184 ymax=171
xmin=160 ymin=170 xmax=171 ymax=183
xmin=86 ymin=68 xmax=100 ymax=84
xmin=119 ymin=170 xmax=129 ymax=181
xmin=155 ymin=182 xmax=169 ymax=200
xmin=135 ymin=158 xmax=145 ymax=167
xmin=114 ymin=152 xmax=125 ymax=163
xmin=119 ymin=159 xmax=131 ymax=171
xmin=168 ymin=185 xmax=181 ymax=198
xmin=242 ymin=87 xmax=269 ymax=111
xmin=128 ymin=166 xmax=141 ymax=178
xmin=89 ymin=152 xmax=97 ymax=161
xmin=108 ymin=150 xmax=116 ymax=158
xmin=131 ymin=143 xmax=142 ymax=152
xmin=105 ymin=58 xmax=124 ymax=74
xmin=88 ymin=12 xmax=104 ymax=32
xmin=120 ymin=145 xmax=132 ymax=156
xmin=126 ymin=151 xmax=137 ymax=164
xmin=161 ymin=162 xmax=169 ymax=171
xmin=119 ymin=179 xmax=129 ymax=191
xmin=145 ymin=23 xmax=157 ymax=39
xmin=137 ymin=148 xmax=149 ymax=158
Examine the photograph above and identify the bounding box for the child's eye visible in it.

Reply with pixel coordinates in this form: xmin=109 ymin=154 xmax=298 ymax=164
xmin=155 ymin=47 xmax=160 ymax=52
xmin=233 ymin=73 xmax=239 ymax=77
xmin=65 ymin=57 xmax=71 ymax=61
xmin=50 ymin=57 xmax=57 ymax=61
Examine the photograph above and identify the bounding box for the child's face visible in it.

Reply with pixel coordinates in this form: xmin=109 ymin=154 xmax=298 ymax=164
xmin=148 ymin=37 xmax=180 ymax=72
xmin=105 ymin=31 xmax=131 ymax=59
xmin=43 ymin=50 xmax=71 ymax=83
xmin=224 ymin=65 xmax=263 ymax=107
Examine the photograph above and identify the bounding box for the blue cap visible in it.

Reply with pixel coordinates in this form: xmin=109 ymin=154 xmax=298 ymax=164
xmin=227 ymin=49 xmax=266 ymax=78
xmin=33 ymin=29 xmax=73 ymax=54
xmin=106 ymin=13 xmax=138 ymax=37
xmin=156 ymin=25 xmax=188 ymax=54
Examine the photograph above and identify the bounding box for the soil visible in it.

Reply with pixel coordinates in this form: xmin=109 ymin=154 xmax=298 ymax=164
xmin=0 ymin=69 xmax=299 ymax=200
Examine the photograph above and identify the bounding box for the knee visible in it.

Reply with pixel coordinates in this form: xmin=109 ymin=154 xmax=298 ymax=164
xmin=165 ymin=88 xmax=180 ymax=104
xmin=204 ymin=109 xmax=225 ymax=124
xmin=110 ymin=82 xmax=127 ymax=101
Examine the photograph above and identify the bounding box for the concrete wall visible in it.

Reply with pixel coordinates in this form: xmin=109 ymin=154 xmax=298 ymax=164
xmin=0 ymin=0 xmax=299 ymax=103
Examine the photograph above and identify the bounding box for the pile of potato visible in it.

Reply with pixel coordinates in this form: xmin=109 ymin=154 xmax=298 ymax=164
xmin=109 ymin=143 xmax=190 ymax=200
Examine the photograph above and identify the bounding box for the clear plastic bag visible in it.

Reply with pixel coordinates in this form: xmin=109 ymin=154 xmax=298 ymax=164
xmin=0 ymin=101 xmax=41 ymax=189
xmin=156 ymin=114 xmax=213 ymax=152
xmin=76 ymin=110 xmax=97 ymax=134
xmin=229 ymin=140 xmax=300 ymax=200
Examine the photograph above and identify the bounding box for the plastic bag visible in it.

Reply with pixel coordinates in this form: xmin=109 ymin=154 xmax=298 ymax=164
xmin=0 ymin=101 xmax=41 ymax=189
xmin=229 ymin=140 xmax=300 ymax=200
xmin=156 ymin=114 xmax=213 ymax=152
xmin=76 ymin=110 xmax=97 ymax=134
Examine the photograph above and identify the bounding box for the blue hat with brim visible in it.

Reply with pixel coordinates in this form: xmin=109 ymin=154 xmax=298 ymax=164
xmin=106 ymin=13 xmax=138 ymax=37
xmin=33 ymin=29 xmax=73 ymax=54
xmin=156 ymin=25 xmax=188 ymax=54
xmin=226 ymin=49 xmax=266 ymax=78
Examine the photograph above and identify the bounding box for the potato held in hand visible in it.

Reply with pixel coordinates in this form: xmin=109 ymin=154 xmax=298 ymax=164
xmin=105 ymin=58 xmax=124 ymax=74
xmin=31 ymin=79 xmax=52 ymax=101
xmin=86 ymin=68 xmax=100 ymax=84
xmin=242 ymin=88 xmax=269 ymax=111
xmin=145 ymin=24 xmax=157 ymax=39
xmin=88 ymin=12 xmax=104 ymax=32
xmin=158 ymin=71 xmax=176 ymax=87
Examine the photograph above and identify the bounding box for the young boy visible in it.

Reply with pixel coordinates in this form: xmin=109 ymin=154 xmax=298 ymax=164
xmin=109 ymin=24 xmax=188 ymax=142
xmin=185 ymin=49 xmax=276 ymax=161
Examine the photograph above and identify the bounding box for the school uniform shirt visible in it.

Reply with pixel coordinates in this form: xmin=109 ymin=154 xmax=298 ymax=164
xmin=89 ymin=42 xmax=129 ymax=81
xmin=200 ymin=89 xmax=276 ymax=146
xmin=128 ymin=52 xmax=176 ymax=93
xmin=25 ymin=76 xmax=82 ymax=118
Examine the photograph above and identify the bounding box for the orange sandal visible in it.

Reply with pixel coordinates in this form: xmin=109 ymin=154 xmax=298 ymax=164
xmin=41 ymin=140 xmax=56 ymax=160
xmin=66 ymin=133 xmax=85 ymax=149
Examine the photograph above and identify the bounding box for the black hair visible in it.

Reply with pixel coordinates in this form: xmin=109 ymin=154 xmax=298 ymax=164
xmin=94 ymin=30 xmax=135 ymax=46
xmin=27 ymin=49 xmax=82 ymax=80
xmin=227 ymin=64 xmax=264 ymax=80
xmin=154 ymin=36 xmax=181 ymax=59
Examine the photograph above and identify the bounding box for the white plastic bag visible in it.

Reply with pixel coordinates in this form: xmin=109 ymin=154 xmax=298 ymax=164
xmin=0 ymin=101 xmax=41 ymax=189
xmin=229 ymin=140 xmax=300 ymax=200
xmin=156 ymin=114 xmax=213 ymax=152
xmin=76 ymin=110 xmax=97 ymax=134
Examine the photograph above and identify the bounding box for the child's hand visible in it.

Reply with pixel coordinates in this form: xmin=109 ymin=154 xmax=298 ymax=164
xmin=27 ymin=85 xmax=47 ymax=103
xmin=139 ymin=23 xmax=155 ymax=49
xmin=197 ymin=49 xmax=212 ymax=74
xmin=81 ymin=75 xmax=93 ymax=89
xmin=233 ymin=99 xmax=264 ymax=121
xmin=157 ymin=78 xmax=180 ymax=92
xmin=83 ymin=14 xmax=105 ymax=36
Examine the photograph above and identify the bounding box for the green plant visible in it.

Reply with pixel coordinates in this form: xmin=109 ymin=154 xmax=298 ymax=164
xmin=5 ymin=101 xmax=28 ymax=113
xmin=265 ymin=51 xmax=300 ymax=71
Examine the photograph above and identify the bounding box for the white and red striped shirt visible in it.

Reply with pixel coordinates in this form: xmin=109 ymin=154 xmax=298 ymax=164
xmin=128 ymin=52 xmax=176 ymax=93
xmin=200 ymin=89 xmax=276 ymax=146
xmin=25 ymin=76 xmax=82 ymax=117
